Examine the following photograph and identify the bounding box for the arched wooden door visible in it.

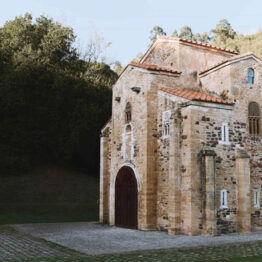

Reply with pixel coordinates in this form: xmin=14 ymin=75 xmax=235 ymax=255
xmin=115 ymin=166 xmax=138 ymax=229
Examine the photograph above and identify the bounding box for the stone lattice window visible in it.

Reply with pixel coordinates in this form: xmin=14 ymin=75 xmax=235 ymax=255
xmin=248 ymin=68 xmax=254 ymax=84
xmin=219 ymin=122 xmax=230 ymax=145
xmin=125 ymin=102 xmax=132 ymax=123
xmin=162 ymin=110 xmax=171 ymax=138
xmin=248 ymin=102 xmax=260 ymax=135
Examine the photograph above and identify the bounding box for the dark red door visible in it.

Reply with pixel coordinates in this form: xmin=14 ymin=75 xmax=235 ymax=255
xmin=115 ymin=166 xmax=138 ymax=229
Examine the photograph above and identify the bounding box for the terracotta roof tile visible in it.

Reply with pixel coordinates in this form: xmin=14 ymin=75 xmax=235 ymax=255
xmin=199 ymin=52 xmax=261 ymax=76
xmin=157 ymin=35 xmax=238 ymax=55
xmin=129 ymin=62 xmax=181 ymax=75
xmin=158 ymin=87 xmax=233 ymax=105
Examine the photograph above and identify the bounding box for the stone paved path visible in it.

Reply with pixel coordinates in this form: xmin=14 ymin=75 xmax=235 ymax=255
xmin=0 ymin=226 xmax=81 ymax=260
xmin=2 ymin=223 xmax=262 ymax=261
xmin=11 ymin=222 xmax=262 ymax=255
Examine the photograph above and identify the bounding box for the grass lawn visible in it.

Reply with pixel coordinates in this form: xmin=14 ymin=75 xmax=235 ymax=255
xmin=0 ymin=166 xmax=99 ymax=224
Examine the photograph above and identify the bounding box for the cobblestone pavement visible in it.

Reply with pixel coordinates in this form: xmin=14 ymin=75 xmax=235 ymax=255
xmin=11 ymin=222 xmax=262 ymax=255
xmin=2 ymin=223 xmax=262 ymax=261
xmin=0 ymin=226 xmax=81 ymax=261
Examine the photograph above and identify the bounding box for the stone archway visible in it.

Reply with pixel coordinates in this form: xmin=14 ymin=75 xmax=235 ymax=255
xmin=115 ymin=166 xmax=138 ymax=229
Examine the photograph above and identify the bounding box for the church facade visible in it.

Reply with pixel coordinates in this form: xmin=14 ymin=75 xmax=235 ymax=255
xmin=99 ymin=35 xmax=262 ymax=235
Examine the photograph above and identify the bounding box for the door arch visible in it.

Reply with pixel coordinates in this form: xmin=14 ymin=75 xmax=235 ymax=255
xmin=115 ymin=166 xmax=138 ymax=229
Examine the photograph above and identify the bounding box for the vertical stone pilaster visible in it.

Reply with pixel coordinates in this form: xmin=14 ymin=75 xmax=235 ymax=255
xmin=180 ymin=106 xmax=194 ymax=235
xmin=236 ymin=149 xmax=251 ymax=233
xmin=168 ymin=113 xmax=181 ymax=235
xmin=140 ymin=86 xmax=158 ymax=230
xmin=99 ymin=131 xmax=110 ymax=223
xmin=202 ymin=149 xmax=217 ymax=235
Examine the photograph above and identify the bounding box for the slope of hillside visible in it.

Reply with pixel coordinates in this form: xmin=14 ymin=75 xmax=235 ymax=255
xmin=0 ymin=166 xmax=99 ymax=224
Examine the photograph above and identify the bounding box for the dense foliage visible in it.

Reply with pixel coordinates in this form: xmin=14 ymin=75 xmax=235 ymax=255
xmin=0 ymin=14 xmax=118 ymax=176
xmin=149 ymin=19 xmax=262 ymax=58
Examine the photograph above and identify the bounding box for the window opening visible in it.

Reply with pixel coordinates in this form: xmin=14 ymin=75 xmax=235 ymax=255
xmin=220 ymin=189 xmax=228 ymax=209
xmin=219 ymin=122 xmax=230 ymax=145
xmin=162 ymin=110 xmax=171 ymax=138
xmin=254 ymin=189 xmax=260 ymax=208
xmin=248 ymin=68 xmax=254 ymax=84
xmin=125 ymin=102 xmax=132 ymax=123
xmin=248 ymin=102 xmax=260 ymax=135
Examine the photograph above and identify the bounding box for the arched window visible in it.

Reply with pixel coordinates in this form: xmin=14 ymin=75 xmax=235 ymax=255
xmin=125 ymin=102 xmax=132 ymax=123
xmin=248 ymin=68 xmax=254 ymax=84
xmin=125 ymin=124 xmax=132 ymax=133
xmin=248 ymin=102 xmax=260 ymax=135
xmin=123 ymin=124 xmax=133 ymax=160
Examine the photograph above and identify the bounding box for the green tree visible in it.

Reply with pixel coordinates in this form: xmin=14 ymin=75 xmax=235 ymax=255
xmin=179 ymin=26 xmax=193 ymax=40
xmin=234 ymin=30 xmax=262 ymax=58
xmin=0 ymin=13 xmax=78 ymax=73
xmin=172 ymin=29 xmax=178 ymax=37
xmin=192 ymin=32 xmax=211 ymax=43
xmin=0 ymin=14 xmax=117 ymax=176
xmin=82 ymin=62 xmax=118 ymax=88
xmin=114 ymin=60 xmax=124 ymax=75
xmin=210 ymin=19 xmax=236 ymax=48
xmin=149 ymin=26 xmax=166 ymax=43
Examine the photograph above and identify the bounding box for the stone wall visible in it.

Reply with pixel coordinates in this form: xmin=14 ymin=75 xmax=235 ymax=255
xmin=179 ymin=103 xmax=237 ymax=235
xmin=99 ymin=124 xmax=112 ymax=223
xmin=201 ymin=57 xmax=262 ymax=230
xmin=100 ymin=37 xmax=262 ymax=235
xmin=107 ymin=64 xmax=183 ymax=230
xmin=142 ymin=41 xmax=179 ymax=68
xmin=143 ymin=38 xmax=235 ymax=90
xmin=156 ymin=92 xmax=186 ymax=230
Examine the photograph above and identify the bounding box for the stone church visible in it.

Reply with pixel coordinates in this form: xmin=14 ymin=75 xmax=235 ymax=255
xmin=99 ymin=35 xmax=262 ymax=235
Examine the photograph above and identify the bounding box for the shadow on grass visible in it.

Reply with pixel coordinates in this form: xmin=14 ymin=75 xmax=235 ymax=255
xmin=0 ymin=203 xmax=98 ymax=224
xmin=0 ymin=166 xmax=99 ymax=224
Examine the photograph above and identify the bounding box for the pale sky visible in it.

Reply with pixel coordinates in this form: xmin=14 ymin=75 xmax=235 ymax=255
xmin=1 ymin=0 xmax=261 ymax=65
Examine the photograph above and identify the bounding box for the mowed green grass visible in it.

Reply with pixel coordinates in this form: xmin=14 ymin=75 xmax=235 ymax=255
xmin=0 ymin=166 xmax=99 ymax=224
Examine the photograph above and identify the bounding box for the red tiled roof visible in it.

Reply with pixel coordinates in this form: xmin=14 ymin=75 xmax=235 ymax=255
xmin=199 ymin=52 xmax=261 ymax=76
xmin=129 ymin=62 xmax=181 ymax=75
xmin=157 ymin=35 xmax=238 ymax=55
xmin=159 ymin=87 xmax=233 ymax=105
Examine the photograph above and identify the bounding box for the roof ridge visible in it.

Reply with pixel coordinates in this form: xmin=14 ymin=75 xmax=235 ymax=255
xmin=129 ymin=61 xmax=181 ymax=75
xmin=156 ymin=35 xmax=238 ymax=55
xmin=199 ymin=52 xmax=261 ymax=76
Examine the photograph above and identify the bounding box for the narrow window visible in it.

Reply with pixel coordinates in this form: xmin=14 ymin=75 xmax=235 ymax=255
xmin=125 ymin=102 xmax=132 ymax=123
xmin=248 ymin=102 xmax=260 ymax=136
xmin=220 ymin=189 xmax=228 ymax=209
xmin=162 ymin=110 xmax=171 ymax=138
xmin=219 ymin=122 xmax=230 ymax=145
xmin=254 ymin=189 xmax=260 ymax=208
xmin=248 ymin=68 xmax=254 ymax=84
